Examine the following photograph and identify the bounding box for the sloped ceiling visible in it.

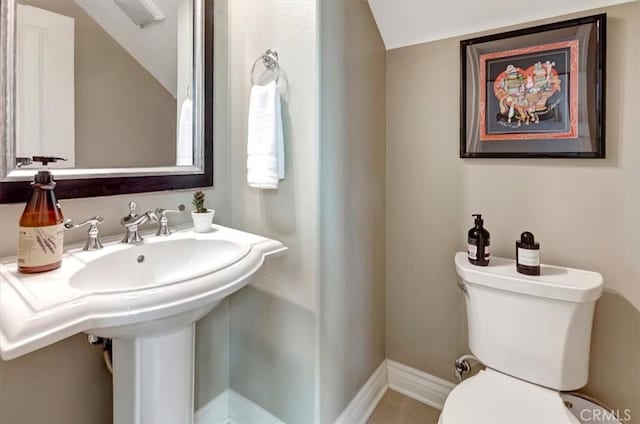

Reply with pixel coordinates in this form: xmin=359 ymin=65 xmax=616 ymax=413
xmin=74 ymin=0 xmax=178 ymax=96
xmin=367 ymin=0 xmax=637 ymax=50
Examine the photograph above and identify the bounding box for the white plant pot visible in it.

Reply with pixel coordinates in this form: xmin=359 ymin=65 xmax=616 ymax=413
xmin=191 ymin=209 xmax=215 ymax=233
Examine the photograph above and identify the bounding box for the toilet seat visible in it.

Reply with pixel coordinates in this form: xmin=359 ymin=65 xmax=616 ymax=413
xmin=439 ymin=369 xmax=580 ymax=424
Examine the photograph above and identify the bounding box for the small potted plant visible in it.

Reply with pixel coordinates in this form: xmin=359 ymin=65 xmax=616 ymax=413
xmin=191 ymin=190 xmax=215 ymax=232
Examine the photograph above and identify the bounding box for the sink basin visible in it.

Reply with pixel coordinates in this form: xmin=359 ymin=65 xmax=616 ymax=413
xmin=0 ymin=224 xmax=286 ymax=424
xmin=70 ymin=239 xmax=248 ymax=293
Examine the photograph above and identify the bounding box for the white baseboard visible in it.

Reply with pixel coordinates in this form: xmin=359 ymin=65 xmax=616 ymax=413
xmin=335 ymin=359 xmax=457 ymax=423
xmin=196 ymin=389 xmax=283 ymax=424
xmin=387 ymin=359 xmax=456 ymax=410
xmin=335 ymin=360 xmax=389 ymax=424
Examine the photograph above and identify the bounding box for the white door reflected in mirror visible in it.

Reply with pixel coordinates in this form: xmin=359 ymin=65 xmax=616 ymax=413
xmin=16 ymin=5 xmax=75 ymax=168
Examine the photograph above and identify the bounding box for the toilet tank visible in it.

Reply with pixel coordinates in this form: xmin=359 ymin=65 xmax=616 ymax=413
xmin=454 ymin=252 xmax=603 ymax=391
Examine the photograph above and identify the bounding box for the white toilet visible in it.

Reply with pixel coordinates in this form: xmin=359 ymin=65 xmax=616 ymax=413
xmin=439 ymin=252 xmax=604 ymax=424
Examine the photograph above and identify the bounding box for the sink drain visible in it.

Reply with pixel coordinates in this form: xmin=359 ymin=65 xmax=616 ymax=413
xmin=137 ymin=255 xmax=145 ymax=263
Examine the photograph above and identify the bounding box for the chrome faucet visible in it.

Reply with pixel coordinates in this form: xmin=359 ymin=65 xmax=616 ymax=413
xmin=120 ymin=202 xmax=158 ymax=244
xmin=63 ymin=216 xmax=105 ymax=251
xmin=154 ymin=204 xmax=186 ymax=236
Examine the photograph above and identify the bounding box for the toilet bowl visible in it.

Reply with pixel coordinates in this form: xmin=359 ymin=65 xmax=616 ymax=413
xmin=439 ymin=369 xmax=579 ymax=424
xmin=442 ymin=252 xmax=604 ymax=424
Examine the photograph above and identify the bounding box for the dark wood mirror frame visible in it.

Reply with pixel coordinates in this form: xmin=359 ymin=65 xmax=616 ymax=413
xmin=0 ymin=0 xmax=213 ymax=204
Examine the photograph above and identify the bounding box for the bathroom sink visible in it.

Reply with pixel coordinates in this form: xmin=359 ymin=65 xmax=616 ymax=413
xmin=0 ymin=225 xmax=285 ymax=348
xmin=0 ymin=224 xmax=286 ymax=424
xmin=70 ymin=239 xmax=248 ymax=293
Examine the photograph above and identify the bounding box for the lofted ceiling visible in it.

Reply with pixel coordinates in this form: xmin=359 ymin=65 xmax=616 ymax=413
xmin=367 ymin=0 xmax=637 ymax=50
xmin=74 ymin=0 xmax=178 ymax=96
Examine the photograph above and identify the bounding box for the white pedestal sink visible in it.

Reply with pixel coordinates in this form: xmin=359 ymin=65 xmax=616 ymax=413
xmin=0 ymin=225 xmax=286 ymax=423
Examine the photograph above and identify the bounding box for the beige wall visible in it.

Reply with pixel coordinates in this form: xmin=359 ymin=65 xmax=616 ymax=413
xmin=386 ymin=2 xmax=640 ymax=419
xmin=0 ymin=334 xmax=113 ymax=423
xmin=225 ymin=2 xmax=387 ymax=422
xmin=0 ymin=0 xmax=230 ymax=420
xmin=19 ymin=0 xmax=177 ymax=168
xmin=226 ymin=0 xmax=319 ymax=422
xmin=319 ymin=0 xmax=386 ymax=422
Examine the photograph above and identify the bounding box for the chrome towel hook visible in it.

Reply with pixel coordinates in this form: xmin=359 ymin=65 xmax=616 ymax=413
xmin=250 ymin=49 xmax=280 ymax=86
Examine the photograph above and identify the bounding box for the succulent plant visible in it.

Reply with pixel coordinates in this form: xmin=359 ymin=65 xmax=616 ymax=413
xmin=192 ymin=191 xmax=207 ymax=213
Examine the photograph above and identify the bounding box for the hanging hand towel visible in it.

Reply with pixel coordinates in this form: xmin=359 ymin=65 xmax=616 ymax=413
xmin=176 ymin=97 xmax=193 ymax=166
xmin=247 ymin=80 xmax=285 ymax=189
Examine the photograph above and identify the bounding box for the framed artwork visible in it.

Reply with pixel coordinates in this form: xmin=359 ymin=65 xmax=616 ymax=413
xmin=460 ymin=14 xmax=606 ymax=158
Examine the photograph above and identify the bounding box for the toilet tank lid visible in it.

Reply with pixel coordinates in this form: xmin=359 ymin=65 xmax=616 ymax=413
xmin=454 ymin=252 xmax=603 ymax=303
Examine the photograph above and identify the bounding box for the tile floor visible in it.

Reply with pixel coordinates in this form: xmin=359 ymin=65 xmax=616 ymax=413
xmin=367 ymin=390 xmax=441 ymax=424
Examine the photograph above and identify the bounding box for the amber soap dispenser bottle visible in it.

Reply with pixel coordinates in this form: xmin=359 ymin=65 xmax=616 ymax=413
xmin=17 ymin=157 xmax=65 ymax=273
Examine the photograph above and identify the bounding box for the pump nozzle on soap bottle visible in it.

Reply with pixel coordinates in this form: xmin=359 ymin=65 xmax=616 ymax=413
xmin=467 ymin=214 xmax=490 ymax=266
xmin=16 ymin=156 xmax=67 ymax=168
xmin=17 ymin=156 xmax=67 ymax=274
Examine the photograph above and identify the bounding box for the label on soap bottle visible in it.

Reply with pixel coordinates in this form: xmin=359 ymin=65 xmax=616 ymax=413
xmin=468 ymin=240 xmax=490 ymax=261
xmin=17 ymin=224 xmax=64 ymax=268
xmin=517 ymin=247 xmax=540 ymax=267
xmin=468 ymin=242 xmax=477 ymax=260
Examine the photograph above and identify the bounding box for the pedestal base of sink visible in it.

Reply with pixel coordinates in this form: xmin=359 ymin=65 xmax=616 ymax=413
xmin=112 ymin=325 xmax=196 ymax=424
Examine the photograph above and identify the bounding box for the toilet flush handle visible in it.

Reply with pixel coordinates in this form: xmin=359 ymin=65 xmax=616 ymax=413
xmin=454 ymin=354 xmax=483 ymax=382
xmin=454 ymin=358 xmax=471 ymax=382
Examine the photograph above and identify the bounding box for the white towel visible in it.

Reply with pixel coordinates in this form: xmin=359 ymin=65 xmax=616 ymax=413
xmin=177 ymin=97 xmax=193 ymax=166
xmin=247 ymin=80 xmax=285 ymax=189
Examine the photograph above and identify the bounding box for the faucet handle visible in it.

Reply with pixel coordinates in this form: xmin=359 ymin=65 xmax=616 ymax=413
xmin=155 ymin=204 xmax=186 ymax=236
xmin=121 ymin=201 xmax=142 ymax=226
xmin=63 ymin=216 xmax=105 ymax=251
xmin=155 ymin=204 xmax=186 ymax=217
xmin=64 ymin=216 xmax=105 ymax=229
xmin=128 ymin=201 xmax=138 ymax=217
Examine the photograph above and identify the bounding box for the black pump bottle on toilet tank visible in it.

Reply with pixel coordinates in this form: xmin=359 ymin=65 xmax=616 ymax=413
xmin=516 ymin=231 xmax=540 ymax=275
xmin=468 ymin=214 xmax=490 ymax=266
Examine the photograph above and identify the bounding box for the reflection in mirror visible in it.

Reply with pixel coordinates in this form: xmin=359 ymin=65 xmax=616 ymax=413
xmin=14 ymin=0 xmax=194 ymax=169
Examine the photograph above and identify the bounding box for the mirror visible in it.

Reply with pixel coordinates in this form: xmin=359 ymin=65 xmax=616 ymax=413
xmin=0 ymin=0 xmax=213 ymax=203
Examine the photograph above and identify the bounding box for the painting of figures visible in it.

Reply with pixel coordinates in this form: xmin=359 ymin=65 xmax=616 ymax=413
xmin=480 ymin=40 xmax=578 ymax=141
